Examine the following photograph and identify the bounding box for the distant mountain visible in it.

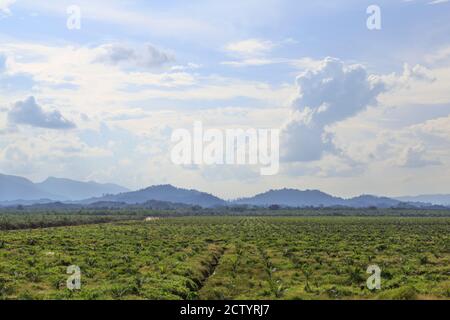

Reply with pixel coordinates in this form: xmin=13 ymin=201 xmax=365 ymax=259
xmin=0 ymin=173 xmax=62 ymax=202
xmin=83 ymin=184 xmax=226 ymax=207
xmin=396 ymin=194 xmax=450 ymax=206
xmin=0 ymin=173 xmax=128 ymax=202
xmin=36 ymin=177 xmax=129 ymax=201
xmin=345 ymin=195 xmax=402 ymax=208
xmin=234 ymin=189 xmax=404 ymax=208
xmin=234 ymin=189 xmax=346 ymax=207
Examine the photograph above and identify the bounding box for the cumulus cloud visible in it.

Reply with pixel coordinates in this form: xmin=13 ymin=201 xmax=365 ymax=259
xmin=401 ymin=63 xmax=435 ymax=82
xmin=282 ymin=57 xmax=385 ymax=162
xmin=94 ymin=43 xmax=175 ymax=69
xmin=381 ymin=63 xmax=435 ymax=89
xmin=8 ymin=96 xmax=76 ymax=129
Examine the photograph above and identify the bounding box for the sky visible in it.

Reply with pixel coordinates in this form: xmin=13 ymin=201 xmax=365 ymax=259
xmin=0 ymin=0 xmax=450 ymax=199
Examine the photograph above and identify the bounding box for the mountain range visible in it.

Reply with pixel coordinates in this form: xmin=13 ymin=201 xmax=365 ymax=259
xmin=81 ymin=184 xmax=226 ymax=208
xmin=0 ymin=173 xmax=128 ymax=202
xmin=234 ymin=189 xmax=346 ymax=207
xmin=1 ymin=173 xmax=449 ymax=209
xmin=233 ymin=189 xmax=404 ymax=208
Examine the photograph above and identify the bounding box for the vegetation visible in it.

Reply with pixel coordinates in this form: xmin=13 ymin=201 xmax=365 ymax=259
xmin=0 ymin=214 xmax=448 ymax=300
xmin=0 ymin=213 xmax=142 ymax=231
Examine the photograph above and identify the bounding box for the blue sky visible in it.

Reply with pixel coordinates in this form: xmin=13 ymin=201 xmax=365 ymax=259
xmin=0 ymin=0 xmax=450 ymax=198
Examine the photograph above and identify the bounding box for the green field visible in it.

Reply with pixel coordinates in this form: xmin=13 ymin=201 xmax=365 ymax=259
xmin=0 ymin=215 xmax=449 ymax=300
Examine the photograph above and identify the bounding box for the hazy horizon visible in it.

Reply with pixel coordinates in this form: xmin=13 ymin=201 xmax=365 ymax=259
xmin=2 ymin=171 xmax=449 ymax=201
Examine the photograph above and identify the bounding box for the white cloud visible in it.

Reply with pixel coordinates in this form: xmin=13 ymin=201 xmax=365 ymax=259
xmin=282 ymin=57 xmax=385 ymax=162
xmin=222 ymin=56 xmax=325 ymax=69
xmin=0 ymin=0 xmax=15 ymax=16
xmin=170 ymin=63 xmax=201 ymax=71
xmin=0 ymin=127 xmax=112 ymax=179
xmin=428 ymin=0 xmax=449 ymax=5
xmin=0 ymin=42 xmax=294 ymax=119
xmin=289 ymin=57 xmax=325 ymax=71
xmin=425 ymin=45 xmax=450 ymax=64
xmin=379 ymin=63 xmax=435 ymax=89
xmin=378 ymin=62 xmax=450 ymax=107
xmin=224 ymin=39 xmax=275 ymax=57
xmin=222 ymin=39 xmax=306 ymax=68
xmin=221 ymin=58 xmax=276 ymax=67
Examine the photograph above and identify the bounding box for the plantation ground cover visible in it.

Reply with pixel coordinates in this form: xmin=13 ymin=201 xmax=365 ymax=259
xmin=0 ymin=216 xmax=448 ymax=300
